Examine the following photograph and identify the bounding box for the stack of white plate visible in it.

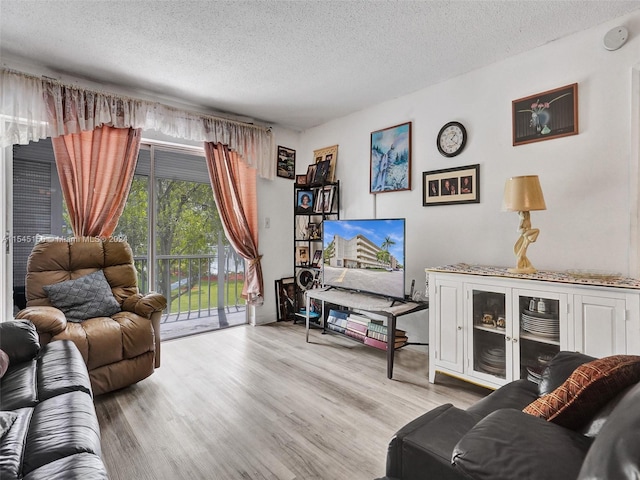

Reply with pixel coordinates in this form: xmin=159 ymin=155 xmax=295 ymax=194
xmin=521 ymin=309 xmax=559 ymax=339
xmin=478 ymin=347 xmax=506 ymax=376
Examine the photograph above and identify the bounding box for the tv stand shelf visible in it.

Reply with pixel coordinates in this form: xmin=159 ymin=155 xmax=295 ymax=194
xmin=304 ymin=288 xmax=428 ymax=379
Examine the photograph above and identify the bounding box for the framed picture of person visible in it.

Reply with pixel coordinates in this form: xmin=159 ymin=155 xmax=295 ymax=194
xmin=312 ymin=159 xmax=331 ymax=184
xmin=306 ymin=164 xmax=317 ymax=185
xmin=296 ymin=245 xmax=310 ymax=266
xmin=296 ymin=190 xmax=314 ymax=214
xmin=312 ymin=145 xmax=338 ymax=182
xmin=313 ymin=185 xmax=335 ymax=213
xmin=311 ymin=249 xmax=323 ymax=267
xmin=275 ymin=276 xmax=295 ymax=321
xmin=422 ymin=164 xmax=480 ymax=207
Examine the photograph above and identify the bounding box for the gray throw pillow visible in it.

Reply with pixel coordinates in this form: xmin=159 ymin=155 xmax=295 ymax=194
xmin=43 ymin=270 xmax=121 ymax=323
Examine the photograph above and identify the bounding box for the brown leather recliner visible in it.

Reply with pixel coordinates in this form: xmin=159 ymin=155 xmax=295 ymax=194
xmin=16 ymin=237 xmax=167 ymax=395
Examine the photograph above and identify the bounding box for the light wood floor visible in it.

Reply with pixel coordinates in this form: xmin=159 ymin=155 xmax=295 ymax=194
xmin=94 ymin=322 xmax=489 ymax=480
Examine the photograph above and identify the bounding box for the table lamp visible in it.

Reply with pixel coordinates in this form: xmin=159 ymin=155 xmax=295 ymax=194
xmin=502 ymin=175 xmax=546 ymax=274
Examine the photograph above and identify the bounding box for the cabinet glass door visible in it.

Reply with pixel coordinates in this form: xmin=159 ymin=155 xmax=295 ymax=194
xmin=515 ymin=291 xmax=564 ymax=384
xmin=469 ymin=287 xmax=508 ymax=380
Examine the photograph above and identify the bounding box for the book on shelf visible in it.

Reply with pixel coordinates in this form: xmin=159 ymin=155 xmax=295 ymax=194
xmin=367 ymin=321 xmax=387 ymax=334
xmin=347 ymin=313 xmax=371 ymax=327
xmin=366 ymin=321 xmax=406 ymax=337
xmin=327 ymin=323 xmax=346 ymax=334
xmin=346 ymin=320 xmax=368 ymax=335
xmin=327 ymin=309 xmax=349 ymax=329
xmin=344 ymin=329 xmax=366 ymax=342
xmin=364 ymin=336 xmax=408 ymax=350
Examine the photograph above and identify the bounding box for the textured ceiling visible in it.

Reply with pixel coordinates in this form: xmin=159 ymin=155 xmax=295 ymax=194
xmin=2 ymin=1 xmax=639 ymax=130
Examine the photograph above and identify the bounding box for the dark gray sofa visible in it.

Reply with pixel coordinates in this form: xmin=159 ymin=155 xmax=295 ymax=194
xmin=0 ymin=320 xmax=108 ymax=479
xmin=379 ymin=351 xmax=640 ymax=480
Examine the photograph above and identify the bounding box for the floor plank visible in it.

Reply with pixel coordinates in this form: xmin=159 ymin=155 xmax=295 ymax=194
xmin=94 ymin=322 xmax=489 ymax=480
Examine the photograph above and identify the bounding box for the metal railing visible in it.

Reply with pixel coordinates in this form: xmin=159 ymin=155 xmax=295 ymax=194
xmin=133 ymin=246 xmax=245 ymax=324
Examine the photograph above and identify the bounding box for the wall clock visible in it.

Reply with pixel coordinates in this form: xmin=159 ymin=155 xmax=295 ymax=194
xmin=437 ymin=121 xmax=467 ymax=157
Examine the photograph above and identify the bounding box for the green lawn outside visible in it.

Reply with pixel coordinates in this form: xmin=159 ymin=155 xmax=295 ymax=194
xmin=169 ymin=280 xmax=245 ymax=313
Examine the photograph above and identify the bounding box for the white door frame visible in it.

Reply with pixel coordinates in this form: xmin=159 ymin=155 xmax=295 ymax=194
xmin=630 ymin=65 xmax=640 ymax=278
xmin=1 ymin=140 xmax=13 ymax=322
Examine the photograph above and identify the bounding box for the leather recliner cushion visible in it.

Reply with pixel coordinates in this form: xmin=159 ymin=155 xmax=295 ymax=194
xmin=21 ymin=391 xmax=102 ymax=476
xmin=538 ymin=351 xmax=596 ymax=396
xmin=452 ymin=409 xmax=593 ymax=480
xmin=467 ymin=379 xmax=538 ymax=418
xmin=37 ymin=340 xmax=92 ymax=400
xmin=0 ymin=360 xmax=38 ymax=410
xmin=51 ymin=312 xmax=154 ymax=370
xmin=578 ymin=382 xmax=640 ymax=479
xmin=386 ymin=403 xmax=482 ymax=480
xmin=22 ymin=452 xmax=108 ymax=480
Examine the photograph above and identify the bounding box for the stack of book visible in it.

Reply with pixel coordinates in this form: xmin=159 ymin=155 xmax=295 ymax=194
xmin=326 ymin=309 xmax=348 ymax=333
xmin=365 ymin=320 xmax=408 ymax=350
xmin=345 ymin=314 xmax=369 ymax=342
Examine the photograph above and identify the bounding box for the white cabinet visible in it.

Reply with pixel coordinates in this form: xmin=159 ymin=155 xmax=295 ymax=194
xmin=572 ymin=294 xmax=626 ymax=358
xmin=429 ymin=279 xmax=464 ymax=380
xmin=428 ymin=266 xmax=640 ymax=390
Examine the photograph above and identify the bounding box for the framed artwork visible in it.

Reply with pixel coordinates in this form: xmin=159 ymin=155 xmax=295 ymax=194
xmin=306 ymin=164 xmax=317 ymax=185
xmin=512 ymin=83 xmax=578 ymax=146
xmin=313 ymin=145 xmax=338 ymax=182
xmin=312 ymin=159 xmax=331 ymax=184
xmin=307 ymin=222 xmax=321 ymax=240
xmin=295 ymin=174 xmax=308 ymax=185
xmin=276 ymin=146 xmax=296 ymax=179
xmin=296 ymin=245 xmax=310 ymax=266
xmin=275 ymin=276 xmax=295 ymax=321
xmin=311 ymin=249 xmax=323 ymax=267
xmin=423 ymin=164 xmax=480 ymax=207
xmin=370 ymin=122 xmax=412 ymax=193
xmin=296 ymin=190 xmax=314 ymax=214
xmin=313 ymin=185 xmax=335 ymax=213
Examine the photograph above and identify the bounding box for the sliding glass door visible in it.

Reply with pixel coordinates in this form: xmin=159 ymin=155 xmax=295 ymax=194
xmin=11 ymin=140 xmax=246 ymax=338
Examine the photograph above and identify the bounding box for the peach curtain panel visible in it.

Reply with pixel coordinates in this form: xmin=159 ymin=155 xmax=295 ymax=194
xmin=51 ymin=125 xmax=141 ymax=237
xmin=204 ymin=142 xmax=264 ymax=305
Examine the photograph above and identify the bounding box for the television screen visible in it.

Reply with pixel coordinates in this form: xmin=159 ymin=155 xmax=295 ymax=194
xmin=322 ymin=218 xmax=406 ymax=299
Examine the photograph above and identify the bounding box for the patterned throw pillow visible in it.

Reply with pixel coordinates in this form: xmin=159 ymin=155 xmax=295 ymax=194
xmin=43 ymin=270 xmax=121 ymax=323
xmin=523 ymin=355 xmax=640 ymax=429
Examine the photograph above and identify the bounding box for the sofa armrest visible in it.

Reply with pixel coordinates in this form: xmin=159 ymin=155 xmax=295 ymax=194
xmin=452 ymin=409 xmax=593 ymax=480
xmin=121 ymin=292 xmax=167 ymax=318
xmin=15 ymin=306 xmax=67 ymax=337
xmin=0 ymin=320 xmax=40 ymax=363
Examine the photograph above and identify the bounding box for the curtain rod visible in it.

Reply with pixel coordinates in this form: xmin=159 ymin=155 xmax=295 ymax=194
xmin=2 ymin=68 xmax=272 ymax=133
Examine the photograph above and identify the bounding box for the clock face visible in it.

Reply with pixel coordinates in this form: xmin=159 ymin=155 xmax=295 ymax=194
xmin=437 ymin=122 xmax=467 ymax=157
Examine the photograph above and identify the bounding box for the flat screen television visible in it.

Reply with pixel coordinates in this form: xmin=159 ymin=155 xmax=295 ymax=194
xmin=322 ymin=218 xmax=406 ymax=299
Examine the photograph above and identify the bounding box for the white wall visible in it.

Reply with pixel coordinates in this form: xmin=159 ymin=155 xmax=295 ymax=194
xmin=256 ymin=12 xmax=640 ymax=340
xmin=253 ymin=126 xmax=301 ymax=324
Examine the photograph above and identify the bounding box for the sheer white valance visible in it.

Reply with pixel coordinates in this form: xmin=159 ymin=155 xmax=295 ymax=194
xmin=1 ymin=69 xmax=275 ymax=179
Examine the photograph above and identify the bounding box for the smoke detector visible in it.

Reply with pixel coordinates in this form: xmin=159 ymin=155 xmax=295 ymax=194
xmin=603 ymin=26 xmax=629 ymax=51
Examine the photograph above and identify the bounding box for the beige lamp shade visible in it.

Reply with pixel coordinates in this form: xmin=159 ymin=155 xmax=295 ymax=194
xmin=502 ymin=175 xmax=546 ymax=212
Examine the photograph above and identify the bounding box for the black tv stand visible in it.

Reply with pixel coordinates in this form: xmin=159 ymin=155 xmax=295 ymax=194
xmin=303 ymin=288 xmax=428 ymax=379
